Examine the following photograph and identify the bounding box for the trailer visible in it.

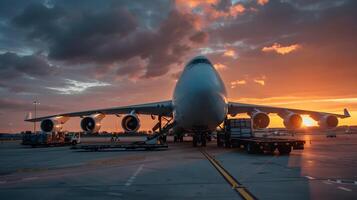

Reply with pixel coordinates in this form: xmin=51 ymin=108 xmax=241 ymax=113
xmin=22 ymin=132 xmax=80 ymax=147
xmin=217 ymin=118 xmax=305 ymax=154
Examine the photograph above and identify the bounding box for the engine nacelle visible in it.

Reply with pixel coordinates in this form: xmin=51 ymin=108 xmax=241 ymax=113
xmin=318 ymin=115 xmax=338 ymax=129
xmin=80 ymin=113 xmax=105 ymax=134
xmin=121 ymin=114 xmax=140 ymax=132
xmin=40 ymin=116 xmax=69 ymax=132
xmin=250 ymin=111 xmax=270 ymax=129
xmin=280 ymin=112 xmax=302 ymax=129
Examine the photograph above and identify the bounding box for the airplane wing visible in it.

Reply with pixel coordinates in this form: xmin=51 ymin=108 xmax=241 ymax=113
xmin=25 ymin=100 xmax=173 ymax=122
xmin=228 ymin=102 xmax=350 ymax=119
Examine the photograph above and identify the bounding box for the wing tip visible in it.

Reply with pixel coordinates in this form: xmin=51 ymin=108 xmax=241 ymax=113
xmin=24 ymin=112 xmax=32 ymax=121
xmin=344 ymin=108 xmax=351 ymax=118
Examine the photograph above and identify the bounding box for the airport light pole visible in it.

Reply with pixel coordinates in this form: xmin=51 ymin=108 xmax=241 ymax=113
xmin=33 ymin=100 xmax=40 ymax=133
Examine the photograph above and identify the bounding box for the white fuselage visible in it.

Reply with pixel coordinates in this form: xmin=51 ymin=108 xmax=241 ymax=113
xmin=172 ymin=56 xmax=228 ymax=132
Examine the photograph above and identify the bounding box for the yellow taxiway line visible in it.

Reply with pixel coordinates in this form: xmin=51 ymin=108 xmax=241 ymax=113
xmin=201 ymin=150 xmax=257 ymax=200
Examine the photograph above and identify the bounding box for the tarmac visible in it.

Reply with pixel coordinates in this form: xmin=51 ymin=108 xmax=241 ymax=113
xmin=0 ymin=133 xmax=357 ymax=200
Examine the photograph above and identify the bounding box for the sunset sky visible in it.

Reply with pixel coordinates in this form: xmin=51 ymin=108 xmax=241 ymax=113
xmin=0 ymin=0 xmax=356 ymax=132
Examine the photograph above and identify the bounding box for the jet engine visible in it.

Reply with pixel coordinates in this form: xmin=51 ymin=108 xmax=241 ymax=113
xmin=250 ymin=111 xmax=270 ymax=129
xmin=40 ymin=116 xmax=69 ymax=132
xmin=318 ymin=115 xmax=338 ymax=129
xmin=280 ymin=112 xmax=302 ymax=129
xmin=80 ymin=113 xmax=105 ymax=134
xmin=121 ymin=114 xmax=140 ymax=132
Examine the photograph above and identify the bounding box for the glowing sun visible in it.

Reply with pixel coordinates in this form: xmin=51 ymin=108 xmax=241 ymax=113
xmin=302 ymin=115 xmax=317 ymax=127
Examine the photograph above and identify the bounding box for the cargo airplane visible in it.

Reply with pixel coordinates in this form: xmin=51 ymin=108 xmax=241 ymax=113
xmin=26 ymin=56 xmax=350 ymax=146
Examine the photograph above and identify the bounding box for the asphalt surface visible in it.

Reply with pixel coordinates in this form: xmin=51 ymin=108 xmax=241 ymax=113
xmin=0 ymin=134 xmax=357 ymax=200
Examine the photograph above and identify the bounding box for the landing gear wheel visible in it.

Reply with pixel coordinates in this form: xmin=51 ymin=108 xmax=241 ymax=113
xmin=217 ymin=135 xmax=223 ymax=147
xmin=193 ymin=135 xmax=198 ymax=147
xmin=246 ymin=143 xmax=263 ymax=154
xmin=201 ymin=133 xmax=207 ymax=147
xmin=207 ymin=134 xmax=212 ymax=142
xmin=224 ymin=140 xmax=231 ymax=148
xmin=158 ymin=136 xmax=164 ymax=144
xmin=193 ymin=133 xmax=207 ymax=147
xmin=266 ymin=146 xmax=276 ymax=155
xmin=179 ymin=135 xmax=184 ymax=142
xmin=247 ymin=143 xmax=253 ymax=154
xmin=224 ymin=133 xmax=231 ymax=148
xmin=278 ymin=145 xmax=291 ymax=155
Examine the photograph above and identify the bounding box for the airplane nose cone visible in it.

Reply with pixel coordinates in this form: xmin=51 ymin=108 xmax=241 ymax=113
xmin=173 ymin=58 xmax=228 ymax=130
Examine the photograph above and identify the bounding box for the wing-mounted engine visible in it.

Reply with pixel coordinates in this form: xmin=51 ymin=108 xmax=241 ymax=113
xmin=314 ymin=114 xmax=338 ymax=129
xmin=249 ymin=109 xmax=270 ymax=129
xmin=40 ymin=116 xmax=69 ymax=132
xmin=279 ymin=111 xmax=302 ymax=130
xmin=80 ymin=113 xmax=105 ymax=134
xmin=121 ymin=112 xmax=140 ymax=133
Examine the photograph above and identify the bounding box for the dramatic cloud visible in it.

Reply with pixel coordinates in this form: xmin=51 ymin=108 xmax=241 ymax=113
xmin=0 ymin=98 xmax=63 ymax=112
xmin=0 ymin=52 xmax=60 ymax=94
xmin=0 ymin=52 xmax=55 ymax=79
xmin=189 ymin=31 xmax=209 ymax=43
xmin=12 ymin=3 xmax=138 ymax=61
xmin=116 ymin=56 xmax=148 ymax=80
xmin=46 ymin=79 xmax=110 ymax=95
xmin=262 ymin=43 xmax=301 ymax=55
xmin=12 ymin=3 xmax=64 ymax=39
xmin=11 ymin=2 xmax=207 ymax=79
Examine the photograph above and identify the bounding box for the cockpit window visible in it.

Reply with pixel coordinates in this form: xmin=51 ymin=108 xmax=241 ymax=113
xmin=188 ymin=58 xmax=212 ymax=66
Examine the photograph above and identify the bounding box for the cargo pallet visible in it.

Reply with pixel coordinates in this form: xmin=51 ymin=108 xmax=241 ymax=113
xmin=71 ymin=143 xmax=168 ymax=151
xmin=217 ymin=118 xmax=305 ymax=154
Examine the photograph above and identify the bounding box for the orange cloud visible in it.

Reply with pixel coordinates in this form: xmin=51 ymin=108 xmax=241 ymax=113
xmin=257 ymin=0 xmax=269 ymax=6
xmin=262 ymin=43 xmax=301 ymax=55
xmin=214 ymin=63 xmax=227 ymax=70
xmin=228 ymin=4 xmax=246 ymax=17
xmin=253 ymin=75 xmax=266 ymax=86
xmin=184 ymin=0 xmax=218 ymax=8
xmin=253 ymin=79 xmax=265 ymax=86
xmin=175 ymin=0 xmax=246 ymax=22
xmin=223 ymin=49 xmax=237 ymax=58
xmin=231 ymin=80 xmax=247 ymax=88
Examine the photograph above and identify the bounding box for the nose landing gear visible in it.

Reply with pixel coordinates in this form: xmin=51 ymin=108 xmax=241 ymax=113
xmin=193 ymin=132 xmax=208 ymax=147
xmin=173 ymin=135 xmax=184 ymax=143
